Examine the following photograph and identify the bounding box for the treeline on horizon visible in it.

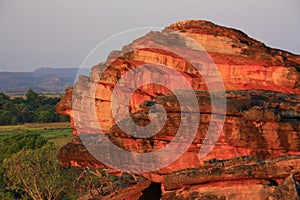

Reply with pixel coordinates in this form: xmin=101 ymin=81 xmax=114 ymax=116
xmin=0 ymin=89 xmax=69 ymax=125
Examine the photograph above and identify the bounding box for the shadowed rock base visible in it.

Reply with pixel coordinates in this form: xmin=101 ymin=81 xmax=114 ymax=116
xmin=162 ymin=175 xmax=299 ymax=200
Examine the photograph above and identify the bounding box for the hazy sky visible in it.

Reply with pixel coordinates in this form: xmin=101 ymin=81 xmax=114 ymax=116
xmin=0 ymin=0 xmax=299 ymax=72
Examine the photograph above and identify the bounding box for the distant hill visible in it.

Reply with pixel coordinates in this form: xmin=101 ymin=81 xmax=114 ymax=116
xmin=0 ymin=67 xmax=85 ymax=94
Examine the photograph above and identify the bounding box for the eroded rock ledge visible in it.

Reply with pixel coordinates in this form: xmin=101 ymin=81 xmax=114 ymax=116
xmin=57 ymin=20 xmax=300 ymax=199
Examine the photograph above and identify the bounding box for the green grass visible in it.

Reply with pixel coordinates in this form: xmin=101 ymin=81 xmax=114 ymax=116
xmin=0 ymin=122 xmax=72 ymax=146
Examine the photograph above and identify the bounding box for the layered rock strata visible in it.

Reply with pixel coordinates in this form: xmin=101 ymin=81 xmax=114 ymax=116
xmin=57 ymin=20 xmax=300 ymax=199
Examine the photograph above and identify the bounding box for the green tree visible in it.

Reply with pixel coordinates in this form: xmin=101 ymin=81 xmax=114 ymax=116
xmin=10 ymin=116 xmax=18 ymax=125
xmin=25 ymin=89 xmax=39 ymax=102
xmin=0 ymin=133 xmax=85 ymax=200
xmin=0 ymin=93 xmax=9 ymax=100
xmin=0 ymin=133 xmax=49 ymax=199
xmin=3 ymin=144 xmax=65 ymax=200
xmin=0 ymin=109 xmax=12 ymax=125
xmin=34 ymin=106 xmax=57 ymax=123
xmin=14 ymin=103 xmax=29 ymax=123
xmin=0 ymin=90 xmax=67 ymax=125
xmin=25 ymin=89 xmax=40 ymax=112
xmin=0 ymin=93 xmax=9 ymax=109
xmin=0 ymin=133 xmax=48 ymax=162
xmin=59 ymin=114 xmax=69 ymax=122
xmin=0 ymin=101 xmax=20 ymax=125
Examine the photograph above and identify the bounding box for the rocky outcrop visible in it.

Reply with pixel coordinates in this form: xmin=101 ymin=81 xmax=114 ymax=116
xmin=163 ymin=155 xmax=300 ymax=191
xmin=162 ymin=174 xmax=300 ymax=200
xmin=57 ymin=20 xmax=300 ymax=199
xmin=78 ymin=181 xmax=153 ymax=200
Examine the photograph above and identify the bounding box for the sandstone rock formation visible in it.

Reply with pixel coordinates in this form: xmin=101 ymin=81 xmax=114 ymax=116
xmin=57 ymin=20 xmax=300 ymax=199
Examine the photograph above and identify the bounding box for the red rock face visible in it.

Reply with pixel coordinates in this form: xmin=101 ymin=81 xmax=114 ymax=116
xmin=57 ymin=20 xmax=300 ymax=199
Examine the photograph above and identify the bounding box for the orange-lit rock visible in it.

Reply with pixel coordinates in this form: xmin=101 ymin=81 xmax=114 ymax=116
xmin=57 ymin=20 xmax=300 ymax=199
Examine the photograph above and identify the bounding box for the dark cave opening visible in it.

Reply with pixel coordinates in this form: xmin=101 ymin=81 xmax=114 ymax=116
xmin=139 ymin=182 xmax=162 ymax=200
xmin=296 ymin=181 xmax=300 ymax=197
xmin=267 ymin=179 xmax=278 ymax=186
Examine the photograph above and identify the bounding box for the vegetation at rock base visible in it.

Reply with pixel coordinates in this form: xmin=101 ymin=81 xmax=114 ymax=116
xmin=0 ymin=89 xmax=69 ymax=125
xmin=0 ymin=132 xmax=108 ymax=200
xmin=3 ymin=144 xmax=67 ymax=200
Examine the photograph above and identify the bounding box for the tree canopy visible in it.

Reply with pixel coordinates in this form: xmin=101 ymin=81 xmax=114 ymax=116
xmin=3 ymin=144 xmax=65 ymax=200
xmin=0 ymin=90 xmax=69 ymax=125
xmin=0 ymin=133 xmax=85 ymax=200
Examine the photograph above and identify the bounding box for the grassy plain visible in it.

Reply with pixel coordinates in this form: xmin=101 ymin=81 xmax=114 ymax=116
xmin=0 ymin=122 xmax=72 ymax=146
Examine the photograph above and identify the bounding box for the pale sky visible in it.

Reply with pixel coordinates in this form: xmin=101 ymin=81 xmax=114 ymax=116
xmin=0 ymin=0 xmax=299 ymax=72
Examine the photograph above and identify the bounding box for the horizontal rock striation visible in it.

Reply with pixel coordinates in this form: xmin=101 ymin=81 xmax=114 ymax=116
xmin=57 ymin=20 xmax=300 ymax=199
